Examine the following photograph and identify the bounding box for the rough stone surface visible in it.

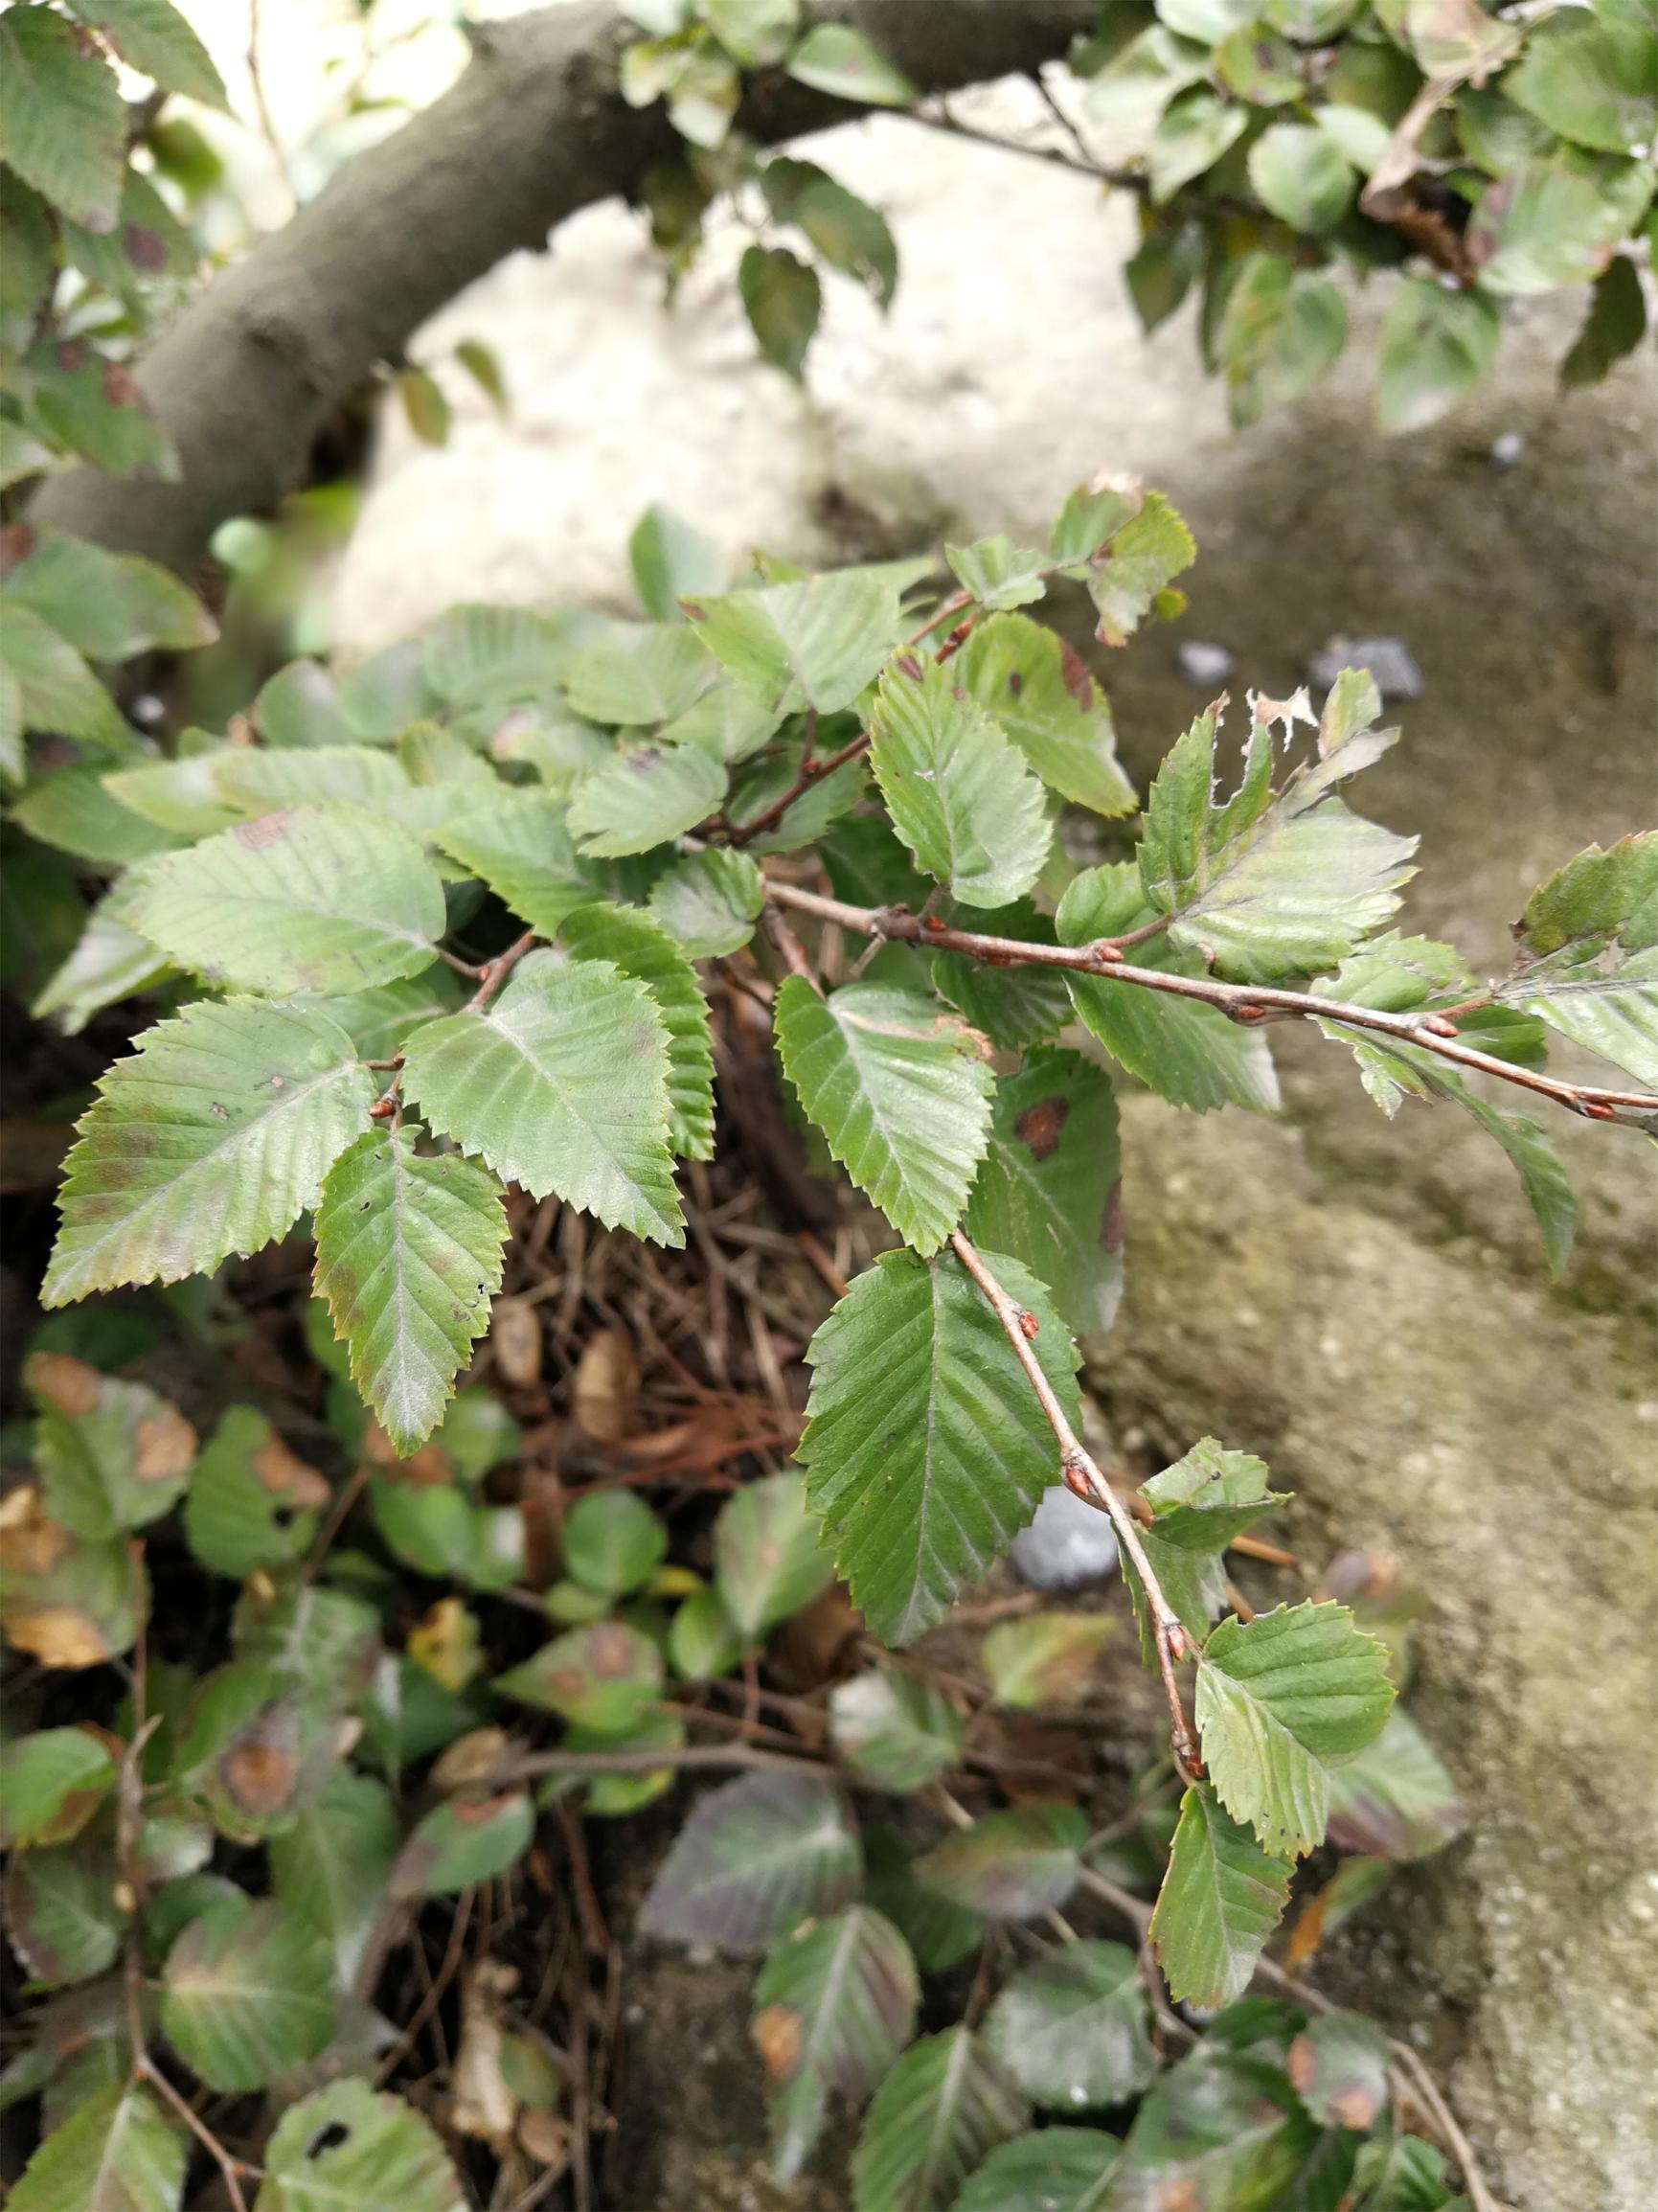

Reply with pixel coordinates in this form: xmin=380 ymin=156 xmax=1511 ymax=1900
xmin=331 ymin=79 xmax=1657 ymax=2212
xmin=1097 ymin=1101 xmax=1658 ymax=2212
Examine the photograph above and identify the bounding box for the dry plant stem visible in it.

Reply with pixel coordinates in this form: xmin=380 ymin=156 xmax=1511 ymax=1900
xmin=373 ymin=1885 xmax=475 ymax=2087
xmin=763 ymin=880 xmax=1658 ymax=1125
xmin=946 ymin=1231 xmax=1202 ymax=1778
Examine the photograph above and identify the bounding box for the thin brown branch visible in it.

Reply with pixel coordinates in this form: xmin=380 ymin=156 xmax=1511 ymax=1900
xmin=761 ymin=879 xmax=1658 ymax=1126
xmin=464 ymin=928 xmax=538 ymax=1014
xmin=136 ymin=2060 xmax=258 ymax=2212
xmin=724 ymin=724 xmax=880 ymax=847
xmin=946 ymin=1231 xmax=1202 ymax=1776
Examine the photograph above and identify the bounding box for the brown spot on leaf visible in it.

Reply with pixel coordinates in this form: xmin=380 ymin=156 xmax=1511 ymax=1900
xmin=55 ymin=340 xmax=88 ymax=374
xmin=1059 ymin=639 xmax=1094 ymax=709
xmin=1013 ymin=1095 xmax=1069 ymax=1162
xmin=3 ymin=1605 xmax=108 ymax=1669
xmin=233 ymin=810 xmax=291 ymax=851
xmin=1330 ymin=2082 xmax=1382 ymax=2130
xmin=100 ymin=362 xmax=142 ymax=408
xmin=219 ymin=1705 xmax=301 ymax=1818
xmin=1156 ymin=2183 xmax=1203 ymax=2212
xmin=251 ymin=1435 xmax=330 ymax=1508
xmin=24 ymin=1353 xmax=102 ymax=1416
xmin=453 ymin=1790 xmax=518 ymax=1827
xmin=1286 ymin=2034 xmax=1317 ymax=2096
xmin=0 ymin=521 xmax=35 ymax=574
xmin=1100 ymin=1177 xmax=1124 ymax=1252
xmin=753 ymin=2003 xmax=803 ymax=2081
xmin=432 ymin=1727 xmax=511 ymax=1794
xmin=587 ymin=1622 xmax=638 ymax=1679
xmin=124 ymin=223 xmax=166 ymax=271
xmin=0 ymin=1487 xmax=72 ymax=1579
xmin=134 ymin=1404 xmax=198 ymax=1484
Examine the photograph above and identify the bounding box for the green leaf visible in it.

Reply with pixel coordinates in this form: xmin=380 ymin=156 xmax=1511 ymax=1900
xmin=1124 ymin=1438 xmax=1287 ymax=1651
xmin=401 ymin=949 xmax=684 ymax=1243
xmin=871 ymin=656 xmax=1051 ymax=908
xmin=648 ymin=846 xmax=765 ymax=955
xmin=1499 ymin=832 xmax=1658 ymax=1084
xmin=774 ymin=978 xmax=992 ymax=1254
xmin=1081 ymin=25 xmax=1209 ymax=137
xmin=1470 ymin=158 xmax=1626 ymax=296
xmin=1349 ymin=2132 xmax=1453 ymax=2210
xmin=390 ymin=1790 xmax=534 ymax=1898
xmin=1376 ymin=280 xmax=1502 ymax=434
xmin=493 ymin=1619 xmax=665 ymax=1728
xmin=980 ymin=1610 xmax=1114 ymax=1709
xmin=683 ymin=568 xmax=899 ymax=714
xmin=562 ymin=1489 xmax=667 ymax=1596
xmin=160 ymin=1896 xmax=334 ymax=2089
xmin=1327 ymin=1708 xmax=1466 ymax=1861
xmin=252 ymin=658 xmax=356 ymax=747
xmin=852 ymin=2028 xmax=1029 ymax=2212
xmin=714 ymin=1469 xmax=835 ymax=1641
xmin=72 ymin=0 xmax=230 ymax=107
xmin=0 ymin=605 xmax=128 ymax=746
xmin=864 ymin=1828 xmax=985 ymax=1974
xmin=270 ymin=1769 xmax=399 ymax=1989
xmin=1220 ymin=253 xmax=1348 ymax=425
xmin=965 ymin=1048 xmax=1124 ymax=1340
xmin=455 ymin=335 xmax=507 ymax=410
xmin=948 ymin=2128 xmax=1121 ymax=2212
xmin=800 ymin=1246 xmax=1079 ymax=1643
xmin=4 ymin=1842 xmax=125 ymax=1984
xmin=565 ymin=622 xmax=715 ymax=725
xmin=669 ymin=1584 xmax=744 ymax=1679
xmin=738 ymin=243 xmax=823 ymax=376
xmin=1080 ymin=492 xmax=1197 ymax=649
xmin=1125 ymin=222 xmax=1204 ymax=332
xmin=10 ymin=2085 xmax=185 ymax=2212
xmin=313 ymin=1127 xmax=509 ymax=1457
xmin=253 ymin=2081 xmax=466 ymax=2212
xmin=183 ymin=1407 xmax=331 ymax=1578
xmin=12 ymin=768 xmax=178 ymax=864
xmin=1149 ymin=1785 xmax=1294 ymax=2007
xmin=1109 ymin=2035 xmax=1317 ymax=2201
xmin=423 ymin=604 xmax=597 ymax=713
xmin=45 ymin=999 xmax=373 ymax=1307
xmin=1056 ymin=863 xmax=1281 ymax=1114
xmin=1561 ymin=253 xmax=1648 ymax=386
xmin=945 ymin=536 xmax=1049 ymax=611
xmin=1196 ymin=1601 xmax=1396 ymax=1856
xmin=397 ymin=367 xmax=451 ymax=445
xmin=212 ymin=742 xmax=410 ymax=817
xmin=1149 ymin=89 xmax=1250 ymax=202
xmin=786 ymin=23 xmax=916 ymax=105
xmin=102 ymin=752 xmax=239 ymax=838
xmin=1249 ymin=122 xmax=1356 ymax=233
xmin=1264 ymin=0 xmax=1362 ymax=34
xmin=983 ymin=1941 xmax=1156 ymax=2109
xmin=126 ymin=806 xmax=446 ymax=994
xmin=754 ymin=1905 xmax=920 ymax=2180
xmin=2 ymin=531 xmax=214 ymax=660
xmin=430 ymin=787 xmax=595 ymax=935
xmin=372 ymin=1480 xmax=525 ymax=1592
xmin=559 ymin=901 xmax=715 ymax=1158
xmin=567 ymin=1707 xmax=686 ymax=1816
xmin=629 ymin=503 xmax=724 ymax=620
xmin=0 ymin=8 xmax=125 ymax=229
xmin=1506 ymin=14 xmax=1657 ymax=155
xmin=639 ymin=1769 xmax=861 ymax=1952
xmin=704 ymin=0 xmax=799 ymax=65
xmin=567 ymin=741 xmax=725 ymax=856
xmin=761 ymin=157 xmax=898 ymax=307
xmin=952 ymin=614 xmax=1134 ymax=817
xmin=0 ymin=1729 xmax=116 ymax=1850
xmin=829 ymin=1668 xmax=964 ymax=1790
xmin=32 ymin=893 xmax=171 ymax=1037
xmin=28 ymin=1355 xmax=195 ymax=1539
xmin=913 ymin=1803 xmax=1086 ymax=1921
xmin=0 ymin=1519 xmax=142 ymax=1671
xmin=1138 ymin=695 xmax=1416 ymax=984
xmin=1287 ymin=2008 xmax=1391 ymax=2132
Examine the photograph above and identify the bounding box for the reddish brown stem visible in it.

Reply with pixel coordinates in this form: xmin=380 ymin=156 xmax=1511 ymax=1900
xmin=761 ymin=879 xmax=1657 ymax=1125
xmin=947 ymin=1231 xmax=1202 ymax=1777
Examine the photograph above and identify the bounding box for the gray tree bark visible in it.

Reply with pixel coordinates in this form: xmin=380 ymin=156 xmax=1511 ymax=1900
xmin=34 ymin=0 xmax=1101 ymax=575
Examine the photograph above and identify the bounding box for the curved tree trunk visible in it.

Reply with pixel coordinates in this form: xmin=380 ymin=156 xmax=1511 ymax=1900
xmin=34 ymin=0 xmax=1101 ymax=575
